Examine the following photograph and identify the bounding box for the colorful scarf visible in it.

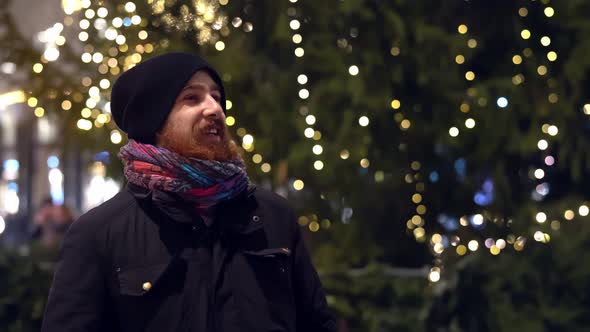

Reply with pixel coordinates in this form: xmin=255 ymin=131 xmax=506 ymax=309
xmin=119 ymin=140 xmax=254 ymax=210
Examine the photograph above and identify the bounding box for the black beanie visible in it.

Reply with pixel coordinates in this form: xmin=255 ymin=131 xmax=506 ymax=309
xmin=110 ymin=52 xmax=226 ymax=144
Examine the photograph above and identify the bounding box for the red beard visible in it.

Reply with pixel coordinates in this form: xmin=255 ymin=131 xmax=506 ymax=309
xmin=157 ymin=121 xmax=241 ymax=161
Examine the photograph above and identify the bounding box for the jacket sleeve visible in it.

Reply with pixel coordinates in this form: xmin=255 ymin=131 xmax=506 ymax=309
xmin=41 ymin=216 xmax=107 ymax=332
xmin=291 ymin=217 xmax=337 ymax=332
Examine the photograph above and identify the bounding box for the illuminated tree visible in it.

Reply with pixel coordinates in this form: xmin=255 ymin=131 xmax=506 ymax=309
xmin=5 ymin=0 xmax=590 ymax=330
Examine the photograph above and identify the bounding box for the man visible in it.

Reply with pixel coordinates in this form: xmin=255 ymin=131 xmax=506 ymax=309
xmin=41 ymin=52 xmax=336 ymax=332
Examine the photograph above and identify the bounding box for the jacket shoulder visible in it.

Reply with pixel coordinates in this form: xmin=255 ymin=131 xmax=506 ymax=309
xmin=253 ymin=188 xmax=296 ymax=218
xmin=71 ymin=190 xmax=137 ymax=232
xmin=251 ymin=188 xmax=299 ymax=238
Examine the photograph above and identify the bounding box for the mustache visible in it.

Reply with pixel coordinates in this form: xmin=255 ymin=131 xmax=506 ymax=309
xmin=198 ymin=118 xmax=225 ymax=132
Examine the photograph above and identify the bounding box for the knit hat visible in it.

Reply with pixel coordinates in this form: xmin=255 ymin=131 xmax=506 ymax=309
xmin=110 ymin=52 xmax=226 ymax=144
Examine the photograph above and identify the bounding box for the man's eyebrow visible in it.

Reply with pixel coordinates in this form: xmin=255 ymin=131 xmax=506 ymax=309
xmin=181 ymin=83 xmax=221 ymax=93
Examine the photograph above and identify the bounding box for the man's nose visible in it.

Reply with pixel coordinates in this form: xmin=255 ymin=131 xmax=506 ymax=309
xmin=203 ymin=95 xmax=224 ymax=118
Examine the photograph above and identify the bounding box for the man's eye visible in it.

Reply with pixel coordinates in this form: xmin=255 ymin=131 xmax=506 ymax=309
xmin=184 ymin=94 xmax=199 ymax=101
xmin=212 ymin=94 xmax=221 ymax=102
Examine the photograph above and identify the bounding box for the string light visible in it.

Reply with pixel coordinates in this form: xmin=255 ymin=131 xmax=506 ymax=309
xmin=521 ymin=29 xmax=531 ymax=39
xmin=293 ymin=179 xmax=304 ymax=190
xmin=457 ymin=24 xmax=468 ymax=34
xmin=512 ymin=55 xmax=522 ymax=64
xmin=312 ymin=145 xmax=323 ymax=155
xmin=544 ymin=7 xmax=555 ymax=18
xmin=579 ymin=205 xmax=589 ymax=217
xmin=359 ymin=116 xmax=369 ymax=127
xmin=537 ymin=139 xmax=548 ymax=150
xmin=536 ymin=212 xmax=547 ymax=223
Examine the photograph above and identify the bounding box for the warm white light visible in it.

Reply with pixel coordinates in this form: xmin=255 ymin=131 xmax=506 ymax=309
xmin=124 ymin=1 xmax=136 ymax=12
xmin=85 ymin=8 xmax=95 ymax=19
xmin=110 ymin=130 xmax=122 ymax=144
xmin=44 ymin=48 xmax=60 ymax=62
xmin=62 ymin=0 xmax=84 ymax=14
xmin=92 ymin=52 xmax=104 ymax=63
xmin=472 ymin=214 xmax=484 ymax=225
xmin=79 ymin=19 xmax=90 ymax=29
xmin=304 ymin=128 xmax=314 ymax=138
xmin=312 ymin=144 xmax=323 ymax=155
xmin=128 ymin=15 xmax=139 ymax=25
xmin=293 ymin=179 xmax=304 ymax=190
xmin=468 ymin=240 xmax=479 ymax=251
xmin=359 ymin=116 xmax=369 ymax=127
xmin=99 ymin=79 xmax=111 ymax=89
xmin=579 ymin=205 xmax=589 ymax=217
xmin=428 ymin=270 xmax=441 ymax=282
xmin=348 ymin=65 xmax=359 ymax=76
xmin=305 ymin=115 xmax=316 ymax=125
xmin=537 ymin=139 xmax=548 ymax=150
xmin=88 ymin=86 xmax=100 ymax=98
xmin=78 ymin=31 xmax=89 ymax=41
xmin=536 ymin=212 xmax=547 ymax=223
xmin=243 ymin=134 xmax=254 ymax=145
xmin=112 ymin=17 xmax=123 ymax=28
xmin=289 ymin=19 xmax=300 ymax=30
xmin=299 ymin=89 xmax=309 ymax=99
xmin=77 ymin=119 xmax=92 ymax=130
xmin=97 ymin=7 xmax=108 ymax=17
xmin=534 ymin=169 xmax=545 ymax=179
xmin=92 ymin=19 xmax=107 ymax=31
xmin=297 ymin=74 xmax=308 ymax=84
xmin=105 ymin=28 xmax=118 ymax=40
xmin=115 ymin=35 xmax=126 ymax=45
xmin=449 ymin=127 xmax=459 ymax=137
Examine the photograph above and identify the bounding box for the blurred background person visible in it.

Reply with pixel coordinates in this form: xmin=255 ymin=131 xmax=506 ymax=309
xmin=33 ymin=198 xmax=74 ymax=248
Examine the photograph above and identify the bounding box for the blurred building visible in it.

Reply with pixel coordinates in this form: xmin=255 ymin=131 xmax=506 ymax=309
xmin=0 ymin=0 xmax=120 ymax=245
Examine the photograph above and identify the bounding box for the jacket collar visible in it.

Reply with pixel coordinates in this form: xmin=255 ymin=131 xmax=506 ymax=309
xmin=126 ymin=183 xmax=260 ymax=234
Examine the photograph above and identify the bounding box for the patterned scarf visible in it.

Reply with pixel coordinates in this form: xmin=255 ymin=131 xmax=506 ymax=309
xmin=119 ymin=140 xmax=254 ymax=210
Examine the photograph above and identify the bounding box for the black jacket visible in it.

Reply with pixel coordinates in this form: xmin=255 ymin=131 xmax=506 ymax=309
xmin=41 ymin=185 xmax=336 ymax=332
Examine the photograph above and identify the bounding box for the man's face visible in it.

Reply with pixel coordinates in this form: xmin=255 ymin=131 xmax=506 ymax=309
xmin=157 ymin=70 xmax=239 ymax=161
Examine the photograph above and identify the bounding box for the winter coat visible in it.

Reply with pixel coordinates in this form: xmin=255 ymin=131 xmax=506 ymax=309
xmin=41 ymin=184 xmax=336 ymax=332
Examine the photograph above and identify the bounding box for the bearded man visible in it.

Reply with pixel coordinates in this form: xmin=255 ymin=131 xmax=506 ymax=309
xmin=41 ymin=53 xmax=336 ymax=332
